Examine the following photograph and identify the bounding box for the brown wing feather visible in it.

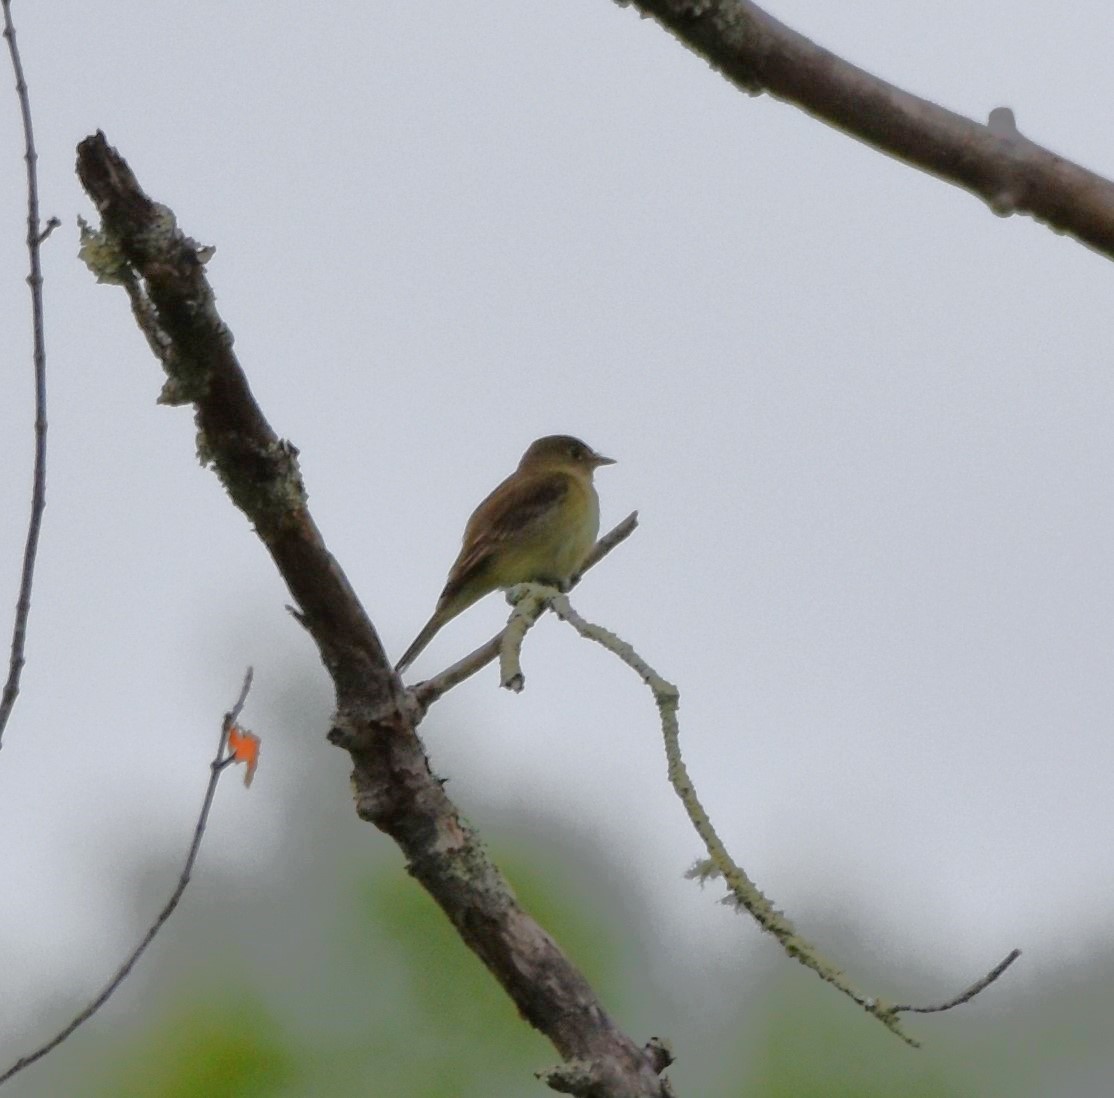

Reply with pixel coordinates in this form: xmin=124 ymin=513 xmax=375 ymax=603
xmin=440 ymin=470 xmax=570 ymax=601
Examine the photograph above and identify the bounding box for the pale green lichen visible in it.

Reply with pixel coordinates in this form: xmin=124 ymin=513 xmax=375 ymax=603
xmin=685 ymin=858 xmax=721 ymax=883
xmin=157 ymin=376 xmax=193 ymax=407
xmin=547 ymin=593 xmax=921 ymax=1048
xmin=77 ymin=215 xmax=131 ymax=286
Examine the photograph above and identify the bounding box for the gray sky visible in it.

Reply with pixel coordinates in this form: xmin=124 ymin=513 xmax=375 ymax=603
xmin=1 ymin=0 xmax=1113 ymax=1074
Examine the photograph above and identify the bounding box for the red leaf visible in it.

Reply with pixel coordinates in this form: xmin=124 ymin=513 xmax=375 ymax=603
xmin=227 ymin=724 xmax=260 ymax=787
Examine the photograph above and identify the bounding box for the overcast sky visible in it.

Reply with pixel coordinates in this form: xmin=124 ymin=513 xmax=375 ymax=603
xmin=1 ymin=0 xmax=1113 ymax=1084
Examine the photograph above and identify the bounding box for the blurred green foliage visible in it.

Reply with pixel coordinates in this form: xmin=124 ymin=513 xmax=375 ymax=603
xmin=68 ymin=843 xmax=638 ymax=1098
xmin=94 ymin=994 xmax=298 ymax=1098
xmin=14 ymin=817 xmax=1114 ymax=1098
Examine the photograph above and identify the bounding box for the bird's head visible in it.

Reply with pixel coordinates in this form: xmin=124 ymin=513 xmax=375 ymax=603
xmin=519 ymin=435 xmax=616 ymax=473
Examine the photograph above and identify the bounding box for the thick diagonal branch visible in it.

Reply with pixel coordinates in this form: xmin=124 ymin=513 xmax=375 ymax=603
xmin=76 ymin=131 xmax=670 ymax=1097
xmin=624 ymin=0 xmax=1114 ymax=260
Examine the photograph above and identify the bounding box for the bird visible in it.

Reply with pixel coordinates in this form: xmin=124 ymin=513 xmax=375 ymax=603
xmin=395 ymin=434 xmax=615 ymax=674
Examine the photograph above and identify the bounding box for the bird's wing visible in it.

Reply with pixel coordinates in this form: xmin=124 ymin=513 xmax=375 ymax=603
xmin=442 ymin=470 xmax=571 ymax=593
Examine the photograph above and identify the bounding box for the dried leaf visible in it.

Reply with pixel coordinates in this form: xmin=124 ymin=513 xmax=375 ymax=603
xmin=227 ymin=724 xmax=260 ymax=787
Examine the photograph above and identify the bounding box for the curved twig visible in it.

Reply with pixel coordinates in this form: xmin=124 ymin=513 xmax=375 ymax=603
xmin=892 ymin=948 xmax=1021 ymax=1015
xmin=549 ymin=593 xmax=1021 ymax=1045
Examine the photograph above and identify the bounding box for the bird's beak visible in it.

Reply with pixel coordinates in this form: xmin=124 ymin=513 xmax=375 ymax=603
xmin=591 ymin=451 xmax=616 ymax=468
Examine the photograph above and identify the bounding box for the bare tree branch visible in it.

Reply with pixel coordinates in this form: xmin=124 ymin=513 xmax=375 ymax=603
xmin=0 ymin=669 xmax=255 ymax=1088
xmin=620 ymin=0 xmax=1114 ymax=261
xmin=0 ymin=0 xmax=51 ymax=748
xmin=75 ymin=132 xmax=671 ymax=1097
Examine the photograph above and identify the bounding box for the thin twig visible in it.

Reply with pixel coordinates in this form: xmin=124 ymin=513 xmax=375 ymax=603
xmin=0 ymin=669 xmax=255 ymax=1087
xmin=36 ymin=215 xmax=59 ymax=243
xmin=892 ymin=948 xmax=1021 ymax=1015
xmin=410 ymin=511 xmax=639 ymax=710
xmin=549 ymin=595 xmax=1020 ymax=1045
xmin=0 ymin=0 xmax=50 ymax=748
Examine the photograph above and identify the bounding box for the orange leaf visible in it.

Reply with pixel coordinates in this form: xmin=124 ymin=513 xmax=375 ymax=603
xmin=227 ymin=724 xmax=260 ymax=787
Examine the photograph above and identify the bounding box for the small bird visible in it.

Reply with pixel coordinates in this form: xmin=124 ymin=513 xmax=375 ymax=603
xmin=396 ymin=434 xmax=615 ymax=674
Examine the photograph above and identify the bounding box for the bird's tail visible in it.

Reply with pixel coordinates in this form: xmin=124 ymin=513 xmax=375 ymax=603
xmin=395 ymin=609 xmax=447 ymax=675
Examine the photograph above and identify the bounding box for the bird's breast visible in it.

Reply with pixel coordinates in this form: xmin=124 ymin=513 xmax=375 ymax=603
xmin=495 ymin=478 xmax=600 ymax=587
xmin=549 ymin=479 xmax=600 ymax=578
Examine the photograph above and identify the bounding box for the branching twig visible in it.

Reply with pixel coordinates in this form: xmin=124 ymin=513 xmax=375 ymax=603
xmin=622 ymin=0 xmax=1114 ymax=261
xmin=411 ymin=511 xmax=639 ymax=711
xmin=0 ymin=0 xmax=51 ymax=748
xmin=549 ymin=594 xmax=1020 ymax=1045
xmin=0 ymin=669 xmax=255 ymax=1087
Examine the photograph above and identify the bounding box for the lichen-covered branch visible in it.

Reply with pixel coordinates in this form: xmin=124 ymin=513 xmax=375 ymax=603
xmin=75 ymin=131 xmax=670 ymax=1097
xmin=549 ymin=591 xmax=1020 ymax=1046
xmin=620 ymin=0 xmax=1114 ymax=261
